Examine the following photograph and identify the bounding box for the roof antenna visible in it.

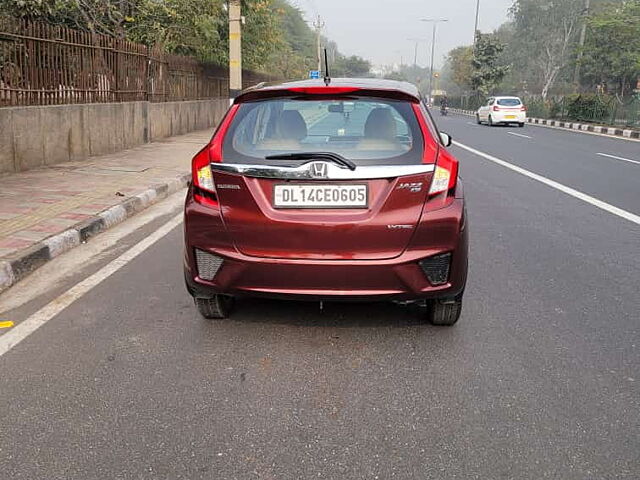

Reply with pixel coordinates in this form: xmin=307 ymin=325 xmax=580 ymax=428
xmin=323 ymin=48 xmax=331 ymax=86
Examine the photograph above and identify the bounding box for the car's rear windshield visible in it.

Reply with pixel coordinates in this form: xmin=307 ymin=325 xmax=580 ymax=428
xmin=222 ymin=97 xmax=424 ymax=166
xmin=497 ymin=98 xmax=522 ymax=106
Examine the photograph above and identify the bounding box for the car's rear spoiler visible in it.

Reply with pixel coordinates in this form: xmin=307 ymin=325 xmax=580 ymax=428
xmin=234 ymin=86 xmax=421 ymax=104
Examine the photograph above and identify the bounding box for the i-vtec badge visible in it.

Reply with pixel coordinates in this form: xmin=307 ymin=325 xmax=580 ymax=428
xmin=387 ymin=224 xmax=413 ymax=230
xmin=397 ymin=182 xmax=423 ymax=193
xmin=216 ymin=184 xmax=241 ymax=190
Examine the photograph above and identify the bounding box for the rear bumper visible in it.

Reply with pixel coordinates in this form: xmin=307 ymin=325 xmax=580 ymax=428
xmin=184 ymin=190 xmax=468 ymax=302
xmin=492 ymin=112 xmax=526 ymax=123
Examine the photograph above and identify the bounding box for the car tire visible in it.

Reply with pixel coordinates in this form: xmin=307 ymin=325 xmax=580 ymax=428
xmin=195 ymin=295 xmax=234 ymax=319
xmin=518 ymin=122 xmax=525 ymax=128
xmin=427 ymin=297 xmax=462 ymax=326
xmin=488 ymin=115 xmax=494 ymax=127
xmin=476 ymin=114 xmax=481 ymax=124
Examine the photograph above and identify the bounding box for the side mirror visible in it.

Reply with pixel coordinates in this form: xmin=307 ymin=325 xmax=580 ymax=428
xmin=439 ymin=132 xmax=453 ymax=147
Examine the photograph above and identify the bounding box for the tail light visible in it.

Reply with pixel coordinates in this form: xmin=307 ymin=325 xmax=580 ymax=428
xmin=192 ymin=105 xmax=239 ymax=206
xmin=192 ymin=147 xmax=215 ymax=193
xmin=410 ymin=103 xmax=458 ymax=199
xmin=520 ymin=105 xmax=527 ymax=112
xmin=492 ymin=105 xmax=500 ymax=112
xmin=429 ymin=148 xmax=459 ymax=196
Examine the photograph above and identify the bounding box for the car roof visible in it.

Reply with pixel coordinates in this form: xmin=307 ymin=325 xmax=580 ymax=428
xmin=236 ymin=78 xmax=422 ymax=103
xmin=493 ymin=96 xmax=522 ymax=99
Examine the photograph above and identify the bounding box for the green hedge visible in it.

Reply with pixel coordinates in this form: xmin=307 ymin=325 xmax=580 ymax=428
xmin=449 ymin=93 xmax=638 ymax=127
xmin=565 ymin=94 xmax=613 ymax=123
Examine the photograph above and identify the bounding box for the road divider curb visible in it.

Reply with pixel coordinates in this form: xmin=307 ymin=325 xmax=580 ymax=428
xmin=449 ymin=108 xmax=640 ymax=141
xmin=0 ymin=173 xmax=190 ymax=294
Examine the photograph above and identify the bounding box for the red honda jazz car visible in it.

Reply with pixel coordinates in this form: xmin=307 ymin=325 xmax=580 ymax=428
xmin=184 ymin=78 xmax=468 ymax=325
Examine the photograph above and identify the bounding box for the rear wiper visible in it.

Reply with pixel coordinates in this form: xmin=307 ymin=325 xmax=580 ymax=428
xmin=265 ymin=152 xmax=356 ymax=171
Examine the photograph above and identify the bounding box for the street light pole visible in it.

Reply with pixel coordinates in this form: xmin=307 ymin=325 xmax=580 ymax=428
xmin=473 ymin=0 xmax=480 ymax=45
xmin=407 ymin=38 xmax=428 ymax=67
xmin=421 ymin=18 xmax=448 ymax=104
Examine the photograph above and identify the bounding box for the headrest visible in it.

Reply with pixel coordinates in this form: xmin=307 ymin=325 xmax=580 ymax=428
xmin=364 ymin=108 xmax=397 ymax=140
xmin=276 ymin=110 xmax=307 ymax=140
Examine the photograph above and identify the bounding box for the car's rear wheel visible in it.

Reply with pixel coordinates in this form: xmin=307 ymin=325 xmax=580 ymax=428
xmin=195 ymin=295 xmax=234 ymax=319
xmin=518 ymin=122 xmax=525 ymax=128
xmin=427 ymin=296 xmax=463 ymax=326
xmin=488 ymin=115 xmax=494 ymax=127
xmin=476 ymin=114 xmax=481 ymax=124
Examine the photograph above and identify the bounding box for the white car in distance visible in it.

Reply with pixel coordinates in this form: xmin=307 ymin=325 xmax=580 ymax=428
xmin=477 ymin=96 xmax=526 ymax=127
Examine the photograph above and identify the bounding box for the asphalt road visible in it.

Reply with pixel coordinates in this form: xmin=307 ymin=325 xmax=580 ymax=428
xmin=1 ymin=114 xmax=639 ymax=479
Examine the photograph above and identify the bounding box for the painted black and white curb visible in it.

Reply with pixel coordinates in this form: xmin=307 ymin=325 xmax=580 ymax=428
xmin=0 ymin=173 xmax=190 ymax=293
xmin=449 ymin=108 xmax=640 ymax=140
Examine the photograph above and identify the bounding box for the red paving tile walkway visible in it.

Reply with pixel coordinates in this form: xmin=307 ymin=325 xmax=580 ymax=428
xmin=0 ymin=130 xmax=209 ymax=259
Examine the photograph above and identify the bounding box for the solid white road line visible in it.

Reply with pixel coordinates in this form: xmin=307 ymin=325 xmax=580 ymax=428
xmin=0 ymin=190 xmax=186 ymax=314
xmin=0 ymin=213 xmax=183 ymax=358
xmin=507 ymin=132 xmax=532 ymax=139
xmin=596 ymin=153 xmax=640 ymax=166
xmin=453 ymin=141 xmax=640 ymax=227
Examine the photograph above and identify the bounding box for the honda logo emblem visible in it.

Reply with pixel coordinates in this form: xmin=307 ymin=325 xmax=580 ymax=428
xmin=309 ymin=162 xmax=329 ymax=179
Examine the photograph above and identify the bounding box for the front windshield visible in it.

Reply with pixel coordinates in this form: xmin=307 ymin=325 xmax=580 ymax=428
xmin=222 ymin=97 xmax=424 ymax=166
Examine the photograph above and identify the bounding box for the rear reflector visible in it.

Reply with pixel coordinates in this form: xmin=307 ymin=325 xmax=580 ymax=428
xmin=419 ymin=253 xmax=451 ymax=286
xmin=195 ymin=249 xmax=223 ymax=281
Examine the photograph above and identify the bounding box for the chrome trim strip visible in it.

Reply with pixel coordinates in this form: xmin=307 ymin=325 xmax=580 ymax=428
xmin=209 ymin=161 xmax=435 ymax=180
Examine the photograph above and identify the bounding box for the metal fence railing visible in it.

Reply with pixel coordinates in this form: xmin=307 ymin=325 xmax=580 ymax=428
xmin=0 ymin=18 xmax=271 ymax=107
xmin=449 ymin=92 xmax=640 ymax=128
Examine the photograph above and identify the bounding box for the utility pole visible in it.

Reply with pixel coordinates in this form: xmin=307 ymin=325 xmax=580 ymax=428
xmin=228 ymin=0 xmax=242 ymax=101
xmin=421 ymin=18 xmax=448 ymax=104
xmin=473 ymin=0 xmax=480 ymax=46
xmin=407 ymin=38 xmax=427 ymax=67
xmin=313 ymin=15 xmax=325 ymax=73
xmin=573 ymin=0 xmax=590 ymax=92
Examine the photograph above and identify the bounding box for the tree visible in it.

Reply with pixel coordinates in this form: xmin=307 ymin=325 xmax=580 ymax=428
xmin=0 ymin=0 xmax=371 ymax=78
xmin=0 ymin=0 xmax=141 ymax=37
xmin=445 ymin=46 xmax=474 ymax=91
xmin=471 ymin=32 xmax=509 ymax=95
xmin=580 ymin=0 xmax=640 ymax=96
xmin=383 ymin=71 xmax=408 ymax=82
xmin=332 ymin=55 xmax=371 ymax=77
xmin=509 ymin=0 xmax=583 ymax=98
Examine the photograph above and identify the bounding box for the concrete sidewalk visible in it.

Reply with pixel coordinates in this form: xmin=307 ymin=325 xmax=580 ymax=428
xmin=0 ymin=129 xmax=210 ymax=292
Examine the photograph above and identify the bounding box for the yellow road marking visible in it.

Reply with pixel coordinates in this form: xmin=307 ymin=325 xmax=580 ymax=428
xmin=0 ymin=321 xmax=14 ymax=329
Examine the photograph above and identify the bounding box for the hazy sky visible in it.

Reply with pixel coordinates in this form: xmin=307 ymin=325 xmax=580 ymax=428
xmin=293 ymin=0 xmax=514 ymax=68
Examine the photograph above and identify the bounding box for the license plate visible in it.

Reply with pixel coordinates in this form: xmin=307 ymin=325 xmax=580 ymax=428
xmin=505 ymin=115 xmax=516 ymax=119
xmin=273 ymin=184 xmax=368 ymax=209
